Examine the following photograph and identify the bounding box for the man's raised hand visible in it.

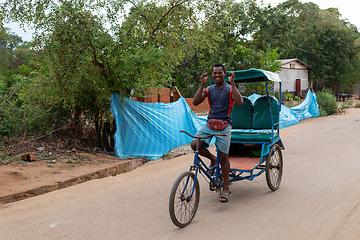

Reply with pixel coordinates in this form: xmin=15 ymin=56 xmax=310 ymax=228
xmin=229 ymin=71 xmax=235 ymax=85
xmin=200 ymin=72 xmax=208 ymax=86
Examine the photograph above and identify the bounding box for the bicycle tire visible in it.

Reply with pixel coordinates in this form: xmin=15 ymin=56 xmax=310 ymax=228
xmin=169 ymin=171 xmax=200 ymax=227
xmin=266 ymin=143 xmax=283 ymax=191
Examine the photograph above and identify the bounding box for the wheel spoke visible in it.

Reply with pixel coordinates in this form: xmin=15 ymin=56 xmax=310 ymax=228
xmin=266 ymin=144 xmax=283 ymax=191
xmin=169 ymin=171 xmax=200 ymax=227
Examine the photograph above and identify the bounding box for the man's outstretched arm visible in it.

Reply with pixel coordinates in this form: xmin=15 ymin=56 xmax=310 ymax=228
xmin=193 ymin=72 xmax=208 ymax=106
xmin=229 ymin=71 xmax=243 ymax=106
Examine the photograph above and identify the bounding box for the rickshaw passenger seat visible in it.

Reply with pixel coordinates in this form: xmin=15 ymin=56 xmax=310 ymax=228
xmin=231 ymin=97 xmax=253 ymax=129
xmin=230 ymin=95 xmax=280 ymax=143
xmin=252 ymin=96 xmax=280 ymax=130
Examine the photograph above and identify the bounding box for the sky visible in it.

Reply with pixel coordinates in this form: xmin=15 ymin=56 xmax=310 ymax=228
xmin=2 ymin=0 xmax=360 ymax=42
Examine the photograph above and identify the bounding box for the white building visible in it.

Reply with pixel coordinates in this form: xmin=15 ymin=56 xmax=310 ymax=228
xmin=276 ymin=58 xmax=313 ymax=97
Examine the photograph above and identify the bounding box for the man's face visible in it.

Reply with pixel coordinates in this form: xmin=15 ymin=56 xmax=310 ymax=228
xmin=212 ymin=67 xmax=226 ymax=84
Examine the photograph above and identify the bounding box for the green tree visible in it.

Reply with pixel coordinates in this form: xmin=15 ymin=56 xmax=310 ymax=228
xmin=172 ymin=0 xmax=281 ymax=97
xmin=109 ymin=0 xmax=201 ymax=96
xmin=0 ymin=0 xmax=204 ymax=144
xmin=0 ymin=0 xmax=286 ymax=144
xmin=0 ymin=27 xmax=67 ymax=139
xmin=0 ymin=27 xmax=23 ymax=89
xmin=258 ymin=0 xmax=360 ymax=93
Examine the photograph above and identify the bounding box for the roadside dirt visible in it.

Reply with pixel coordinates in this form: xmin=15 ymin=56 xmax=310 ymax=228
xmin=0 ymin=149 xmax=147 ymax=203
xmin=0 ymin=140 xmax=192 ymax=203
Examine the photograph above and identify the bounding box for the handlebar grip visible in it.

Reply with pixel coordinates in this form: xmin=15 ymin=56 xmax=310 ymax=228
xmin=180 ymin=130 xmax=196 ymax=138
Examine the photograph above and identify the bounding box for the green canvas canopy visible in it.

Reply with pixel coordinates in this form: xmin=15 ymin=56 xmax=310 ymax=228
xmin=211 ymin=68 xmax=282 ymax=84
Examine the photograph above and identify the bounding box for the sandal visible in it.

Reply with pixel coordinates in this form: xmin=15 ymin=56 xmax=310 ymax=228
xmin=219 ymin=191 xmax=231 ymax=203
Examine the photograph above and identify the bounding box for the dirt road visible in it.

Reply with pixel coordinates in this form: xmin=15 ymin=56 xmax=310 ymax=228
xmin=1 ymin=108 xmax=360 ymax=240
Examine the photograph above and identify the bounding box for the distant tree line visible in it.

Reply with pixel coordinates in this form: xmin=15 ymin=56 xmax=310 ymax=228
xmin=0 ymin=0 xmax=359 ymax=146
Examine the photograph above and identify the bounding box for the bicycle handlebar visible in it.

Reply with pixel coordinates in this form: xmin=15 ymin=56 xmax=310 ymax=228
xmin=180 ymin=130 xmax=228 ymax=139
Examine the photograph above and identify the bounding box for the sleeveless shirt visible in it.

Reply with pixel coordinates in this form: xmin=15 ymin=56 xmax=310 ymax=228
xmin=205 ymin=83 xmax=234 ymax=124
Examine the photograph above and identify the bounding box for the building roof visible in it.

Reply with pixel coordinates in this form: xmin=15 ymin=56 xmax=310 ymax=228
xmin=278 ymin=58 xmax=313 ymax=70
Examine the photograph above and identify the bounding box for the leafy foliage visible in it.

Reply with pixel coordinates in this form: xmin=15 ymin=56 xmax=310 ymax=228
xmin=0 ymin=0 xmax=359 ymax=146
xmin=316 ymin=88 xmax=338 ymax=116
xmin=0 ymin=0 xmax=224 ymax=143
xmin=258 ymin=0 xmax=360 ymax=94
xmin=172 ymin=0 xmax=282 ymax=97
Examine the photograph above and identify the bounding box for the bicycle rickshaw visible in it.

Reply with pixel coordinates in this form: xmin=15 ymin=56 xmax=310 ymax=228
xmin=169 ymin=68 xmax=285 ymax=227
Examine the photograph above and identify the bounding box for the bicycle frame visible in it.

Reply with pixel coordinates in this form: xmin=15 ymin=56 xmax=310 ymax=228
xmin=187 ymin=146 xmax=223 ymax=198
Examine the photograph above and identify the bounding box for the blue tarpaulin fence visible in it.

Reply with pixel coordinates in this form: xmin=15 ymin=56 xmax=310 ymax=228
xmin=110 ymin=95 xmax=201 ymax=160
xmin=111 ymin=90 xmax=319 ymax=160
xmin=280 ymin=90 xmax=319 ymax=128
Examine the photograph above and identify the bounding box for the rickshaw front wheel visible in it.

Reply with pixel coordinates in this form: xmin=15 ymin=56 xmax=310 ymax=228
xmin=169 ymin=171 xmax=200 ymax=227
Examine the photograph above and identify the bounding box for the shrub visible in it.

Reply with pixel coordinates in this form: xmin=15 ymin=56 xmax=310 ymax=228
xmin=284 ymin=92 xmax=293 ymax=101
xmin=316 ymin=88 xmax=338 ymax=116
xmin=318 ymin=108 xmax=328 ymax=117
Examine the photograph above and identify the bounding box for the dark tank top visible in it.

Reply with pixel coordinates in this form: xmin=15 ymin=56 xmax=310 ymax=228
xmin=205 ymin=83 xmax=234 ymax=124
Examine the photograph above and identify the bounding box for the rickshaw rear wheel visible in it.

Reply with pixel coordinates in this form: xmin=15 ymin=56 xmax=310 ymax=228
xmin=266 ymin=143 xmax=283 ymax=191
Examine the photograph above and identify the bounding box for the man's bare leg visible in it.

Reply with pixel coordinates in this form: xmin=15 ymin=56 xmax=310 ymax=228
xmin=219 ymin=151 xmax=230 ymax=200
xmin=191 ymin=140 xmax=217 ymax=167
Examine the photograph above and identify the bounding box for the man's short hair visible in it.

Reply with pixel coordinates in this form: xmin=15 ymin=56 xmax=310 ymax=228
xmin=212 ymin=63 xmax=226 ymax=72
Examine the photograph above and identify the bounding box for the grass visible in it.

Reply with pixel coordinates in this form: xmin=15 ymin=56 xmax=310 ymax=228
xmin=17 ymin=160 xmax=26 ymax=166
xmin=65 ymin=155 xmax=85 ymax=164
xmin=38 ymin=152 xmax=57 ymax=161
xmin=0 ymin=152 xmax=20 ymax=165
xmin=340 ymin=100 xmax=353 ymax=110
